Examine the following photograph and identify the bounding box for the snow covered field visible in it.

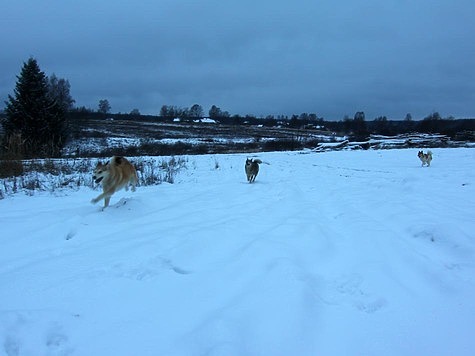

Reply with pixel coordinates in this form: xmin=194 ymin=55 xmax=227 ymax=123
xmin=1 ymin=148 xmax=474 ymax=356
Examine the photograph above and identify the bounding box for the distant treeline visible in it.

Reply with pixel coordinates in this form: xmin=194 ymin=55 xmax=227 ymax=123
xmin=2 ymin=56 xmax=473 ymax=164
xmin=67 ymin=109 xmax=475 ymax=141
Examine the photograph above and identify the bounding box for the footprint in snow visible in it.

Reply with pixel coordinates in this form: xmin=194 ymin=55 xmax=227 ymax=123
xmin=3 ymin=336 xmax=20 ymax=356
xmin=355 ymin=297 xmax=387 ymax=314
xmin=108 ymin=256 xmax=191 ymax=281
xmin=1 ymin=312 xmax=74 ymax=356
xmin=335 ymin=274 xmax=365 ymax=296
xmin=333 ymin=274 xmax=386 ymax=313
xmin=46 ymin=329 xmax=71 ymax=354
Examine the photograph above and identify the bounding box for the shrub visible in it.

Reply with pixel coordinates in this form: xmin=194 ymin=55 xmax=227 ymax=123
xmin=0 ymin=159 xmax=24 ymax=178
xmin=0 ymin=156 xmax=189 ymax=197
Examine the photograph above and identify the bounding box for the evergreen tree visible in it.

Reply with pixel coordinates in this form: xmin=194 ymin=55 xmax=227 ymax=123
xmin=3 ymin=57 xmax=67 ymax=157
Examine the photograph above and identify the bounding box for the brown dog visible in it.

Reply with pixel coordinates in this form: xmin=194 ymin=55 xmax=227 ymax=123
xmin=91 ymin=156 xmax=138 ymax=208
xmin=418 ymin=150 xmax=433 ymax=167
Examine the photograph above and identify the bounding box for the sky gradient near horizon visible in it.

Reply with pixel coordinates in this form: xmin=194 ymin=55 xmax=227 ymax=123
xmin=1 ymin=0 xmax=475 ymax=120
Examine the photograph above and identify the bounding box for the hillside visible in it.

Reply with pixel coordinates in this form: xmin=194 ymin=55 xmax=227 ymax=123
xmin=64 ymin=116 xmax=475 ymax=157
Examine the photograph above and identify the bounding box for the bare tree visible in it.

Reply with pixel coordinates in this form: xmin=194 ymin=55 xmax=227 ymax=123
xmin=209 ymin=105 xmax=229 ymax=119
xmin=47 ymin=74 xmax=75 ymax=112
xmin=98 ymin=99 xmax=111 ymax=114
xmin=189 ymin=104 xmax=204 ymax=118
xmin=130 ymin=108 xmax=141 ymax=116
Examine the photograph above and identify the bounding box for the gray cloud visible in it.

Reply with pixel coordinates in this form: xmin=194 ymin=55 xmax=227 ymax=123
xmin=1 ymin=0 xmax=475 ymax=120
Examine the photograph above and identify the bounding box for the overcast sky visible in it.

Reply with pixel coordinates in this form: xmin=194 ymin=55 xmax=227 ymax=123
xmin=1 ymin=0 xmax=475 ymax=120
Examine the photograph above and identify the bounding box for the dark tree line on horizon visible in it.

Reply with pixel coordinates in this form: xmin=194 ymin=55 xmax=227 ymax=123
xmin=66 ymin=106 xmax=475 ymax=141
xmin=1 ymin=57 xmax=475 ymax=161
xmin=68 ymin=102 xmax=475 ymax=140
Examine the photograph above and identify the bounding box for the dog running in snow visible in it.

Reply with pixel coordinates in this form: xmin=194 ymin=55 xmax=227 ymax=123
xmin=245 ymin=158 xmax=263 ymax=183
xmin=91 ymin=156 xmax=138 ymax=208
xmin=418 ymin=150 xmax=433 ymax=167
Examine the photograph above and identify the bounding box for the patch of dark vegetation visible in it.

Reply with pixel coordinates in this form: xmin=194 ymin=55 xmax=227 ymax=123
xmin=0 ymin=159 xmax=24 ymax=178
xmin=0 ymin=156 xmax=187 ymax=197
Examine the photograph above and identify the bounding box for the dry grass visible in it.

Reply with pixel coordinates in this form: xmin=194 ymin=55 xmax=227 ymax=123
xmin=0 ymin=156 xmax=187 ymax=198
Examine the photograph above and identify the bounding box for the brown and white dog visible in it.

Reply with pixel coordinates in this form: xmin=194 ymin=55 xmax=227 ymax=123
xmin=91 ymin=156 xmax=138 ymax=208
xmin=418 ymin=150 xmax=433 ymax=167
xmin=245 ymin=158 xmax=263 ymax=183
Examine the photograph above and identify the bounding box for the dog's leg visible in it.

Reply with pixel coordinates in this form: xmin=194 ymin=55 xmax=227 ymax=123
xmin=91 ymin=188 xmax=114 ymax=206
xmin=104 ymin=196 xmax=111 ymax=208
xmin=130 ymin=176 xmax=137 ymax=192
xmin=91 ymin=192 xmax=109 ymax=205
xmin=91 ymin=193 xmax=105 ymax=204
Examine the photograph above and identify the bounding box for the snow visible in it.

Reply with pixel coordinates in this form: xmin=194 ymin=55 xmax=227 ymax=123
xmin=1 ymin=148 xmax=475 ymax=355
xmin=194 ymin=118 xmax=216 ymax=124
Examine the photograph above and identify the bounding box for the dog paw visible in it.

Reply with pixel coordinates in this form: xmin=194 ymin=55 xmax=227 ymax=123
xmin=91 ymin=197 xmax=101 ymax=204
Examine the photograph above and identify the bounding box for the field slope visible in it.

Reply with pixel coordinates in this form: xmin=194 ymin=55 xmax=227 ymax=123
xmin=1 ymin=148 xmax=475 ymax=355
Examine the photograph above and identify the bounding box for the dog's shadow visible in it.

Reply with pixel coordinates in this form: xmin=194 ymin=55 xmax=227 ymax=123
xmin=241 ymin=180 xmax=265 ymax=185
xmin=96 ymin=197 xmax=132 ymax=212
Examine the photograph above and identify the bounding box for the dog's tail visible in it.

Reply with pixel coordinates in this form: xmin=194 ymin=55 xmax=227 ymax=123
xmin=253 ymin=159 xmax=271 ymax=165
xmin=427 ymin=150 xmax=433 ymax=158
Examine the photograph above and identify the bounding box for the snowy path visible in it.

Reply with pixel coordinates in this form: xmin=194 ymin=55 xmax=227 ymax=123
xmin=1 ymin=148 xmax=475 ymax=355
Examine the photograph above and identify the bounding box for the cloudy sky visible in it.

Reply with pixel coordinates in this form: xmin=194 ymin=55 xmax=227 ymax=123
xmin=1 ymin=0 xmax=475 ymax=120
